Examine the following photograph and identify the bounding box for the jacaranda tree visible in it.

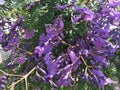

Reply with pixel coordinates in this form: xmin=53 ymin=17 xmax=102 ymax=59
xmin=0 ymin=0 xmax=120 ymax=90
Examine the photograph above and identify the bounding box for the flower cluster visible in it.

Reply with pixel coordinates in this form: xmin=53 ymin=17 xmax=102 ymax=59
xmin=0 ymin=16 xmax=34 ymax=68
xmin=0 ymin=0 xmax=120 ymax=90
xmin=34 ymin=0 xmax=120 ymax=89
xmin=0 ymin=16 xmax=34 ymax=51
xmin=0 ymin=75 xmax=8 ymax=89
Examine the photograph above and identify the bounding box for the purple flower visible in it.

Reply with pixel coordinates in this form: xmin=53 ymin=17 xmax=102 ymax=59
xmin=92 ymin=37 xmax=107 ymax=48
xmin=70 ymin=0 xmax=76 ymax=3
xmin=108 ymin=0 xmax=120 ymax=7
xmin=56 ymin=4 xmax=65 ymax=10
xmin=4 ymin=33 xmax=20 ymax=51
xmin=98 ymin=77 xmax=111 ymax=90
xmin=93 ymin=55 xmax=109 ymax=66
xmin=34 ymin=46 xmax=44 ymax=57
xmin=45 ymin=24 xmax=54 ymax=34
xmin=57 ymin=78 xmax=71 ymax=87
xmin=44 ymin=52 xmax=54 ymax=66
xmin=72 ymin=60 xmax=81 ymax=71
xmin=82 ymin=7 xmax=95 ymax=21
xmin=117 ymin=37 xmax=120 ymax=46
xmin=0 ymin=17 xmax=6 ymax=26
xmin=56 ymin=65 xmax=72 ymax=86
xmin=82 ymin=73 xmax=89 ymax=82
xmin=91 ymin=67 xmax=104 ymax=77
xmin=18 ymin=54 xmax=26 ymax=64
xmin=35 ymin=45 xmax=52 ymax=57
xmin=90 ymin=67 xmax=112 ymax=89
xmin=59 ymin=16 xmax=64 ymax=29
xmin=44 ymin=17 xmax=64 ymax=42
xmin=72 ymin=15 xmax=81 ymax=24
xmin=0 ymin=30 xmax=5 ymax=42
xmin=36 ymin=66 xmax=46 ymax=75
xmin=82 ymin=50 xmax=89 ymax=57
xmin=47 ymin=63 xmax=57 ymax=78
xmin=0 ymin=75 xmax=8 ymax=90
xmin=69 ymin=51 xmax=77 ymax=63
xmin=44 ymin=52 xmax=57 ymax=78
xmin=98 ymin=0 xmax=103 ymax=3
xmin=56 ymin=4 xmax=69 ymax=10
xmin=23 ymin=28 xmax=34 ymax=40
xmin=74 ymin=5 xmax=82 ymax=12
xmin=39 ymin=34 xmax=47 ymax=44
xmin=26 ymin=2 xmax=36 ymax=10
xmin=72 ymin=7 xmax=94 ymax=24
xmin=35 ymin=16 xmax=64 ymax=58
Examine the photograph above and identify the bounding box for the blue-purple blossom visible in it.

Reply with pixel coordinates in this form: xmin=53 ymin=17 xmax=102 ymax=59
xmin=93 ymin=55 xmax=109 ymax=66
xmin=44 ymin=52 xmax=57 ymax=78
xmin=26 ymin=2 xmax=36 ymax=10
xmin=24 ymin=28 xmax=34 ymax=40
xmin=92 ymin=37 xmax=107 ymax=48
xmin=69 ymin=51 xmax=77 ymax=63
xmin=0 ymin=75 xmax=8 ymax=90
xmin=72 ymin=15 xmax=81 ymax=24
xmin=0 ymin=17 xmax=6 ymax=26
xmin=98 ymin=0 xmax=103 ymax=3
xmin=18 ymin=54 xmax=26 ymax=64
xmin=82 ymin=7 xmax=95 ymax=21
xmin=35 ymin=45 xmax=52 ymax=57
xmin=57 ymin=77 xmax=71 ymax=87
xmin=108 ymin=0 xmax=120 ymax=7
xmin=56 ymin=65 xmax=72 ymax=87
xmin=35 ymin=16 xmax=64 ymax=57
xmin=56 ymin=4 xmax=65 ymax=10
xmin=4 ymin=33 xmax=20 ymax=51
xmin=72 ymin=6 xmax=95 ymax=24
xmin=56 ymin=4 xmax=70 ymax=10
xmin=0 ymin=30 xmax=5 ymax=42
xmin=59 ymin=16 xmax=64 ymax=29
xmin=91 ymin=68 xmax=111 ymax=89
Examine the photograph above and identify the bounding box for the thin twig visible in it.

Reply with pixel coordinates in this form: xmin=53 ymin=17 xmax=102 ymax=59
xmin=58 ymin=36 xmax=72 ymax=48
xmin=25 ymin=77 xmax=28 ymax=90
xmin=0 ymin=69 xmax=23 ymax=77
xmin=80 ymin=56 xmax=93 ymax=75
xmin=8 ymin=67 xmax=36 ymax=89
xmin=17 ymin=47 xmax=33 ymax=55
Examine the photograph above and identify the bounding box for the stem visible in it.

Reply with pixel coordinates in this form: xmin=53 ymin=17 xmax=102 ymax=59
xmin=25 ymin=77 xmax=28 ymax=90
xmin=80 ymin=56 xmax=88 ymax=67
xmin=17 ymin=47 xmax=33 ymax=55
xmin=80 ymin=56 xmax=93 ymax=75
xmin=0 ymin=69 xmax=23 ymax=77
xmin=9 ymin=77 xmax=24 ymax=88
xmin=8 ymin=67 xmax=36 ymax=89
xmin=58 ymin=36 xmax=72 ymax=48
